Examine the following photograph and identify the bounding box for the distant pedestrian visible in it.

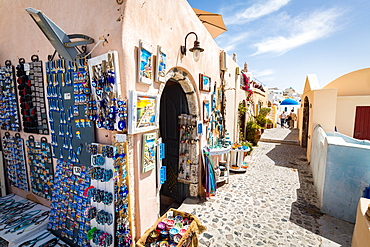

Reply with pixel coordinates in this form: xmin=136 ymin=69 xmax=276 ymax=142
xmin=279 ymin=111 xmax=287 ymax=127
xmin=289 ymin=109 xmax=297 ymax=129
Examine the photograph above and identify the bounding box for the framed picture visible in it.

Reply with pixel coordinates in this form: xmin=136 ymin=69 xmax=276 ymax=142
xmin=138 ymin=40 xmax=153 ymax=85
xmin=203 ymin=100 xmax=210 ymax=123
xmin=199 ymin=74 xmax=211 ymax=92
xmin=142 ymin=132 xmax=157 ymax=173
xmin=128 ymin=90 xmax=160 ymax=134
xmin=155 ymin=45 xmax=167 ymax=83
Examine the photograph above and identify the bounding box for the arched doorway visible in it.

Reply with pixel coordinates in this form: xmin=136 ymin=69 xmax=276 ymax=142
xmin=302 ymin=96 xmax=310 ymax=148
xmin=159 ymin=68 xmax=200 ymax=214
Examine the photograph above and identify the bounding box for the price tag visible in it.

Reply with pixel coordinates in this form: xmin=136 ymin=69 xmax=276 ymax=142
xmin=73 ymin=166 xmax=82 ymax=176
xmin=64 ymin=93 xmax=71 ymax=100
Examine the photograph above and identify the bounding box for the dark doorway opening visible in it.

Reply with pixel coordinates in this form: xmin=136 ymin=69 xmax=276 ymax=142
xmin=302 ymin=97 xmax=310 ymax=148
xmin=159 ymin=79 xmax=189 ymax=214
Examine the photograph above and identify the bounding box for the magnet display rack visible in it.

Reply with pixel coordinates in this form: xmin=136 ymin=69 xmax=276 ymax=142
xmin=2 ymin=132 xmax=28 ymax=191
xmin=25 ymin=135 xmax=54 ymax=200
xmin=46 ymin=58 xmax=95 ymax=165
xmin=48 ymin=160 xmax=92 ymax=246
xmin=0 ymin=60 xmax=21 ymax=132
xmin=16 ymin=56 xmax=49 ymax=135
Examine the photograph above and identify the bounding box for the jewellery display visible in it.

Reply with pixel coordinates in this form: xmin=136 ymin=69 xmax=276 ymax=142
xmin=26 ymin=135 xmax=54 ymax=200
xmin=2 ymin=132 xmax=28 ymax=191
xmin=0 ymin=194 xmax=50 ymax=245
xmin=178 ymin=114 xmax=198 ymax=184
xmin=87 ymin=51 xmax=122 ymax=131
xmin=0 ymin=60 xmax=20 ymax=131
xmin=16 ymin=56 xmax=49 ymax=134
xmin=48 ymin=160 xmax=91 ymax=247
xmin=113 ymin=141 xmax=133 ymax=247
xmin=46 ymin=58 xmax=94 ymax=165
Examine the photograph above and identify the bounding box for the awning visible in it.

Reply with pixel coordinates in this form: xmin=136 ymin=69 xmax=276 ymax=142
xmin=193 ymin=8 xmax=228 ymax=39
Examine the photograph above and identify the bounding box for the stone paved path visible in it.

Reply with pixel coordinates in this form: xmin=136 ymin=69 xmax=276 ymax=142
xmin=179 ymin=128 xmax=354 ymax=246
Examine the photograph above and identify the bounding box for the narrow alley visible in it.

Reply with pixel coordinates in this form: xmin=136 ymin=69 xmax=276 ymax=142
xmin=179 ymin=128 xmax=355 ymax=247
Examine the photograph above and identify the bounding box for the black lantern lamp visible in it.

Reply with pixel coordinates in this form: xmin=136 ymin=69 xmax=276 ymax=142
xmin=180 ymin=32 xmax=204 ymax=62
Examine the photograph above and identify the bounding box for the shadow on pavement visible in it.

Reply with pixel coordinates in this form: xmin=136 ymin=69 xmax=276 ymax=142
xmin=264 ymin=142 xmax=353 ymax=246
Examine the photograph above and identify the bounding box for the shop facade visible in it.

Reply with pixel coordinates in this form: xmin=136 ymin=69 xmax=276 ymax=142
xmin=0 ymin=0 xmax=246 ymax=244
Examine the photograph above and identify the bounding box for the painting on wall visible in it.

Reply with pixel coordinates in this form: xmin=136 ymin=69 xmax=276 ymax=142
xmin=203 ymin=100 xmax=210 ymax=123
xmin=138 ymin=40 xmax=153 ymax=85
xmin=199 ymin=74 xmax=211 ymax=92
xmin=128 ymin=91 xmax=159 ymax=134
xmin=142 ymin=132 xmax=157 ymax=173
xmin=155 ymin=45 xmax=167 ymax=83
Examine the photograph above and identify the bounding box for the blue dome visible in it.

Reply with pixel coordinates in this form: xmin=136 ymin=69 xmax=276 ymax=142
xmin=280 ymin=98 xmax=299 ymax=105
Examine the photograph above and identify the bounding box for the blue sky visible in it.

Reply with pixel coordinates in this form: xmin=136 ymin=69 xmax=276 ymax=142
xmin=187 ymin=0 xmax=370 ymax=93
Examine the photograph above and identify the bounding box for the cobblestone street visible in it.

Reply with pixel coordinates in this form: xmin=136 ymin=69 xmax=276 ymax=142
xmin=179 ymin=128 xmax=354 ymax=246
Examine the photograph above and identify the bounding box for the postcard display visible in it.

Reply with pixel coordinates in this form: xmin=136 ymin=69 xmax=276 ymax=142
xmin=0 ymin=61 xmax=20 ymax=132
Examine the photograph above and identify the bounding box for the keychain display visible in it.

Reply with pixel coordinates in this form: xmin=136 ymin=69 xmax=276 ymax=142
xmin=48 ymin=160 xmax=91 ymax=246
xmin=0 ymin=60 xmax=20 ymax=131
xmin=87 ymin=51 xmax=123 ymax=131
xmin=46 ymin=58 xmax=95 ymax=165
xmin=2 ymin=132 xmax=28 ymax=191
xmin=178 ymin=114 xmax=198 ymax=183
xmin=87 ymin=143 xmax=115 ymax=247
xmin=16 ymin=56 xmax=49 ymax=134
xmin=26 ymin=136 xmax=54 ymax=200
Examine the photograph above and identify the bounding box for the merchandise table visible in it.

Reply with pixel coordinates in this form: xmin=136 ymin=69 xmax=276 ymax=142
xmin=209 ymin=146 xmax=231 ymax=183
xmin=229 ymin=148 xmax=250 ymax=172
xmin=0 ymin=194 xmax=49 ymax=246
xmin=12 ymin=229 xmax=67 ymax=247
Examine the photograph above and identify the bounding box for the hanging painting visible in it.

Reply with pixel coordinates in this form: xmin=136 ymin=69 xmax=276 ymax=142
xmin=199 ymin=74 xmax=211 ymax=92
xmin=128 ymin=91 xmax=159 ymax=134
xmin=155 ymin=45 xmax=167 ymax=83
xmin=203 ymin=100 xmax=210 ymax=123
xmin=142 ymin=132 xmax=157 ymax=173
xmin=138 ymin=40 xmax=153 ymax=85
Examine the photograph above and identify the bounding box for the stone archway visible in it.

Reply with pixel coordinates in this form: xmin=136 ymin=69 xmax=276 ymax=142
xmin=159 ymin=67 xmax=200 ymax=197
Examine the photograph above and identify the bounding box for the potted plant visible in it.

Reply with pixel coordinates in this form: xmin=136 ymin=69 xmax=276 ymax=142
xmin=266 ymin=119 xmax=273 ymax=129
xmin=245 ymin=119 xmax=262 ymax=146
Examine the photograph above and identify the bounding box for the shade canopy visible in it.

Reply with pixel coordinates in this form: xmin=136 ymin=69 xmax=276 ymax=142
xmin=193 ymin=8 xmax=227 ymax=39
xmin=280 ymin=98 xmax=299 ymax=105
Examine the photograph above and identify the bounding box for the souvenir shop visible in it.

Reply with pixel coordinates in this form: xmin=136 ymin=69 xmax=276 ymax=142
xmin=0 ymin=0 xmax=252 ymax=246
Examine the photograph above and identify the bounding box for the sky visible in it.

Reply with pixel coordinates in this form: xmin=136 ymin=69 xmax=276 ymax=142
xmin=187 ymin=0 xmax=370 ymax=94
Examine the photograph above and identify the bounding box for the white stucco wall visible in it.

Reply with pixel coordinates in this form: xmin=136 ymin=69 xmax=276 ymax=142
xmin=310 ymin=125 xmax=329 ymax=207
xmin=335 ymin=95 xmax=370 ymax=137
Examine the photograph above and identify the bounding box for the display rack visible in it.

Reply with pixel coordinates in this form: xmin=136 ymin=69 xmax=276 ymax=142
xmin=209 ymin=147 xmax=231 ymax=183
xmin=229 ymin=148 xmax=250 ymax=172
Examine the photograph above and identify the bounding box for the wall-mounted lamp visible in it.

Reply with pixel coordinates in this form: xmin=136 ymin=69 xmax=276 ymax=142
xmin=180 ymin=32 xmax=204 ymax=62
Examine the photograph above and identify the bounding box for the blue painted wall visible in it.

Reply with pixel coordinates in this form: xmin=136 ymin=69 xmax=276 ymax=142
xmin=322 ymin=143 xmax=370 ymax=223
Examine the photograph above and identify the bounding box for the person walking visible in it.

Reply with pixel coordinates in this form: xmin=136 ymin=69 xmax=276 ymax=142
xmin=289 ymin=109 xmax=297 ymax=129
xmin=280 ymin=111 xmax=287 ymax=127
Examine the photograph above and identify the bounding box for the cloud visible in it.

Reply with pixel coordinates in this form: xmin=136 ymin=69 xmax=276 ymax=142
xmin=254 ymin=69 xmax=275 ymax=77
xmin=224 ymin=0 xmax=291 ymax=25
xmin=217 ymin=32 xmax=250 ymax=52
xmin=252 ymin=8 xmax=344 ymax=56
